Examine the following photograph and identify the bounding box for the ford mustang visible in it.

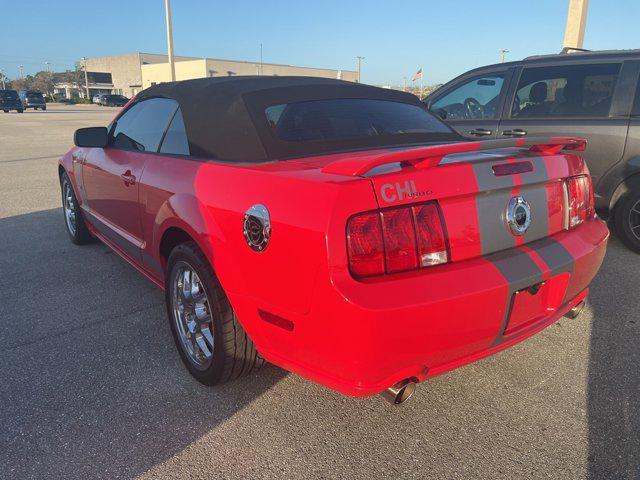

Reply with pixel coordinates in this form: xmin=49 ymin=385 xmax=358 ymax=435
xmin=58 ymin=76 xmax=608 ymax=404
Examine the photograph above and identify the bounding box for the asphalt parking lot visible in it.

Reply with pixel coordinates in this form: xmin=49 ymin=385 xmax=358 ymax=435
xmin=0 ymin=104 xmax=638 ymax=480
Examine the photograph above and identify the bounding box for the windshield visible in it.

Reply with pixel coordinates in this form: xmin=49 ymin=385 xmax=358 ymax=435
xmin=266 ymin=98 xmax=452 ymax=142
xmin=0 ymin=90 xmax=19 ymax=100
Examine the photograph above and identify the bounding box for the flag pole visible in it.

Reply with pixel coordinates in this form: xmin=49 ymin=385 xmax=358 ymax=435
xmin=419 ymin=66 xmax=423 ymax=100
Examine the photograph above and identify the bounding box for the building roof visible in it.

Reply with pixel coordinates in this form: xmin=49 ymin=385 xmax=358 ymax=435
xmin=136 ymin=76 xmax=455 ymax=162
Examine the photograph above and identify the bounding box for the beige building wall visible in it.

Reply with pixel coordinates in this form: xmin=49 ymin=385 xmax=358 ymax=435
xmin=88 ymin=52 xmax=358 ymax=96
xmin=141 ymin=60 xmax=208 ymax=89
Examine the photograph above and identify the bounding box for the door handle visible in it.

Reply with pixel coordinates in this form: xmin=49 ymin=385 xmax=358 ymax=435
xmin=120 ymin=170 xmax=136 ymax=186
xmin=502 ymin=129 xmax=528 ymax=137
xmin=467 ymin=128 xmax=493 ymax=137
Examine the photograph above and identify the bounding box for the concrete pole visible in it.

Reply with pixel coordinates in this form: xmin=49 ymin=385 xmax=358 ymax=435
xmin=82 ymin=57 xmax=90 ymax=99
xmin=165 ymin=0 xmax=176 ymax=82
xmin=355 ymin=56 xmax=364 ymax=83
xmin=500 ymin=49 xmax=509 ymax=63
xmin=563 ymin=0 xmax=589 ymax=49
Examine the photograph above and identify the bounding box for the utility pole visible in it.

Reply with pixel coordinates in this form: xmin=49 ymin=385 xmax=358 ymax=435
xmin=165 ymin=0 xmax=176 ymax=81
xmin=82 ymin=57 xmax=90 ymax=99
xmin=355 ymin=56 xmax=364 ymax=83
xmin=563 ymin=0 xmax=589 ymax=49
xmin=0 ymin=70 xmax=5 ymax=89
xmin=402 ymin=76 xmax=407 ymax=92
xmin=260 ymin=43 xmax=263 ymax=75
xmin=500 ymin=49 xmax=509 ymax=63
xmin=19 ymin=65 xmax=24 ymax=79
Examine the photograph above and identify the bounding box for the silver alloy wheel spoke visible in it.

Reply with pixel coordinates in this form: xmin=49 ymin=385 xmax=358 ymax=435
xmin=630 ymin=200 xmax=640 ymax=240
xmin=172 ymin=262 xmax=214 ymax=369
xmin=63 ymin=183 xmax=77 ymax=235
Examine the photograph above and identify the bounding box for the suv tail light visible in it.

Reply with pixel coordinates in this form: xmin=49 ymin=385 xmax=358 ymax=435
xmin=347 ymin=202 xmax=449 ymax=278
xmin=565 ymin=175 xmax=594 ymax=229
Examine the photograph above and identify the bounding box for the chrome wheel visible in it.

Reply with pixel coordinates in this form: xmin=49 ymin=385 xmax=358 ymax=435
xmin=630 ymin=199 xmax=640 ymax=241
xmin=171 ymin=262 xmax=214 ymax=370
xmin=63 ymin=181 xmax=77 ymax=236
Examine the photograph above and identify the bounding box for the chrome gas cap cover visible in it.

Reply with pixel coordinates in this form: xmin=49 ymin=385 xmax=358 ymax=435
xmin=506 ymin=196 xmax=532 ymax=236
xmin=243 ymin=204 xmax=271 ymax=251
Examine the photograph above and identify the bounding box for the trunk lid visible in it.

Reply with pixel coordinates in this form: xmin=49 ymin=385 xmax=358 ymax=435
xmin=321 ymin=138 xmax=586 ymax=262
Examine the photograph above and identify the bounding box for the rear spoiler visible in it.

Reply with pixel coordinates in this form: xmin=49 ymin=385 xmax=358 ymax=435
xmin=321 ymin=137 xmax=587 ymax=177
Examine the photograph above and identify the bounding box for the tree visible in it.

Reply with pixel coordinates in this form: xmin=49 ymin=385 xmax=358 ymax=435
xmin=31 ymin=71 xmax=56 ymax=98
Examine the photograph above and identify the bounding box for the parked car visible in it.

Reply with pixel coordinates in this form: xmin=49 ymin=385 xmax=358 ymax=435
xmin=424 ymin=49 xmax=640 ymax=253
xmin=18 ymin=90 xmax=46 ymax=110
xmin=59 ymin=77 xmax=608 ymax=403
xmin=100 ymin=94 xmax=128 ymax=107
xmin=0 ymin=89 xmax=24 ymax=113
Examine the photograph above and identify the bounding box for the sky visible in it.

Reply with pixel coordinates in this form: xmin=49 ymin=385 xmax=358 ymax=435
xmin=0 ymin=0 xmax=639 ymax=86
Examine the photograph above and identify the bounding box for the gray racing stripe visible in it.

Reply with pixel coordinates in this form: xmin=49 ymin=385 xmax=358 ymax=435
xmin=486 ymin=247 xmax=544 ymax=347
xmin=473 ymin=160 xmax=516 ymax=255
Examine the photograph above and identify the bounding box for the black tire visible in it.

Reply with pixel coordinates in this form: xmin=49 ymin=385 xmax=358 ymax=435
xmin=42 ymin=106 xmax=46 ymax=111
xmin=165 ymin=241 xmax=264 ymax=385
xmin=2 ymin=110 xmax=7 ymax=113
xmin=60 ymin=172 xmax=93 ymax=245
xmin=614 ymin=189 xmax=640 ymax=253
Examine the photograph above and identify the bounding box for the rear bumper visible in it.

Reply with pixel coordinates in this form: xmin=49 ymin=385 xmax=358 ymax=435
xmin=237 ymin=217 xmax=609 ymax=397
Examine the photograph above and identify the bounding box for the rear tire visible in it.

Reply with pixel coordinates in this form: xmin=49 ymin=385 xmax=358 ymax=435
xmin=165 ymin=242 xmax=264 ymax=386
xmin=60 ymin=172 xmax=93 ymax=245
xmin=614 ymin=190 xmax=640 ymax=253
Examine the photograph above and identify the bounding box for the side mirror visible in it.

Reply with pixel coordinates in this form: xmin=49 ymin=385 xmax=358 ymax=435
xmin=74 ymin=127 xmax=108 ymax=148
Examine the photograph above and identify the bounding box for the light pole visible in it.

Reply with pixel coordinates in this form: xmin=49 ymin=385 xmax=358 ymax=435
xmin=19 ymin=65 xmax=24 ymax=79
xmin=0 ymin=70 xmax=5 ymax=89
xmin=500 ymin=49 xmax=510 ymax=63
xmin=355 ymin=56 xmax=364 ymax=83
xmin=165 ymin=0 xmax=176 ymax=82
xmin=82 ymin=57 xmax=90 ymax=99
xmin=45 ymin=61 xmax=52 ymax=73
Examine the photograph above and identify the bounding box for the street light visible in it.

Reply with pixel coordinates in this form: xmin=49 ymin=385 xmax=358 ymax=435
xmin=355 ymin=56 xmax=364 ymax=83
xmin=500 ymin=49 xmax=510 ymax=63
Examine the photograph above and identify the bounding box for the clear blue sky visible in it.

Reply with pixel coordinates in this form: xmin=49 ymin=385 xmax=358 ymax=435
xmin=0 ymin=0 xmax=638 ymax=86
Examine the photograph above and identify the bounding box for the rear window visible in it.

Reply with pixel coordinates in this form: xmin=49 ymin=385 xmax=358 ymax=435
xmin=26 ymin=92 xmax=43 ymax=98
xmin=0 ymin=90 xmax=19 ymax=100
xmin=265 ymin=98 xmax=451 ymax=142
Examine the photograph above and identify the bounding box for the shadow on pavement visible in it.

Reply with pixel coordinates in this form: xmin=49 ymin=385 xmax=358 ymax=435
xmin=0 ymin=208 xmax=286 ymax=479
xmin=587 ymin=238 xmax=640 ymax=479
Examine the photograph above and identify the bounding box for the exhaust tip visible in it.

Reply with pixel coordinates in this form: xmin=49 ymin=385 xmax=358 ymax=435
xmin=382 ymin=379 xmax=417 ymax=405
xmin=565 ymin=298 xmax=587 ymax=319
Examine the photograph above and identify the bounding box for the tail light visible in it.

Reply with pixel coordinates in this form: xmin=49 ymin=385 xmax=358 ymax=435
xmin=347 ymin=202 xmax=449 ymax=278
xmin=564 ymin=175 xmax=594 ymax=229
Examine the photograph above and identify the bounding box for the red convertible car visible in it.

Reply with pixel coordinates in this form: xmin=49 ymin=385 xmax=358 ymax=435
xmin=59 ymin=77 xmax=608 ymax=404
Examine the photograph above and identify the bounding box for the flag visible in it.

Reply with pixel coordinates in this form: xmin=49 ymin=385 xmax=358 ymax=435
xmin=412 ymin=68 xmax=423 ymax=82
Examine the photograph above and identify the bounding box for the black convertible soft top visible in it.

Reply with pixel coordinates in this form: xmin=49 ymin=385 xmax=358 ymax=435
xmin=137 ymin=76 xmax=459 ymax=162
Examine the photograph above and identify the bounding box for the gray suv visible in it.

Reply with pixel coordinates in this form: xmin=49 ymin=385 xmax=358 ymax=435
xmin=425 ymin=49 xmax=640 ymax=252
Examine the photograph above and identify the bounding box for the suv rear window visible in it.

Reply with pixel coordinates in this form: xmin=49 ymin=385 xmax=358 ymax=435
xmin=512 ymin=63 xmax=621 ymax=118
xmin=0 ymin=90 xmax=19 ymax=100
xmin=265 ymin=98 xmax=451 ymax=142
